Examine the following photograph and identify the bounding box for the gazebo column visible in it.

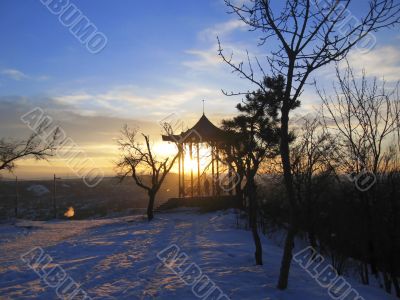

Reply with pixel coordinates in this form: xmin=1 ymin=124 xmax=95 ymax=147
xmin=190 ymin=143 xmax=194 ymax=197
xmin=178 ymin=144 xmax=181 ymax=197
xmin=216 ymin=147 xmax=220 ymax=196
xmin=228 ymin=145 xmax=233 ymax=195
xmin=211 ymin=144 xmax=215 ymax=196
xmin=182 ymin=143 xmax=185 ymax=197
xmin=197 ymin=143 xmax=201 ymax=196
xmin=228 ymin=167 xmax=233 ymax=196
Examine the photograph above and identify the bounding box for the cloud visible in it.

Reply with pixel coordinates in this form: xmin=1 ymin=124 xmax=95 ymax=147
xmin=0 ymin=95 xmax=166 ymax=178
xmin=183 ymin=47 xmax=222 ymax=70
xmin=1 ymin=69 xmax=28 ymax=80
xmin=182 ymin=18 xmax=255 ymax=71
xmin=53 ymin=85 xmax=225 ymax=119
xmin=183 ymin=16 xmax=269 ymax=80
xmin=199 ymin=19 xmax=247 ymax=42
xmin=183 ymin=41 xmax=263 ymax=73
xmin=344 ymin=46 xmax=400 ymax=81
xmin=0 ymin=68 xmax=50 ymax=81
xmin=55 ymin=93 xmax=93 ymax=105
xmin=0 ymin=95 xmax=160 ymax=144
xmin=0 ymin=94 xmax=233 ymax=160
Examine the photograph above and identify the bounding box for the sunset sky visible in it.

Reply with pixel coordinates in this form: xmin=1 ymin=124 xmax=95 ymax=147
xmin=1 ymin=0 xmax=399 ymax=179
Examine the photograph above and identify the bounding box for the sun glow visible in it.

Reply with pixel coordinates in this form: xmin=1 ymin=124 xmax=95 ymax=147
xmin=153 ymin=142 xmax=212 ymax=174
xmin=153 ymin=142 xmax=179 ymax=157
xmin=182 ymin=145 xmax=211 ymax=174
xmin=64 ymin=207 xmax=75 ymax=218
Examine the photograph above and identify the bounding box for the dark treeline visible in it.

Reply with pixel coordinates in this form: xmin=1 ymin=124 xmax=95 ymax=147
xmin=217 ymin=0 xmax=400 ymax=292
xmin=228 ymin=65 xmax=400 ymax=297
xmin=259 ymin=169 xmax=400 ymax=296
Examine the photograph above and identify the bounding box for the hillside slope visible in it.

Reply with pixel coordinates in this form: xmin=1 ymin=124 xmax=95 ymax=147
xmin=0 ymin=210 xmax=394 ymax=299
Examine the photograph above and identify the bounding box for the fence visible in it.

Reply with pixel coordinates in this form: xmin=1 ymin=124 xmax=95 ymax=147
xmin=0 ymin=174 xmax=179 ymax=220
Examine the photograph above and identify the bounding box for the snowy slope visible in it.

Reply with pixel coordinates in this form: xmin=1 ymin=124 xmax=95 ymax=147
xmin=0 ymin=209 xmax=395 ymax=299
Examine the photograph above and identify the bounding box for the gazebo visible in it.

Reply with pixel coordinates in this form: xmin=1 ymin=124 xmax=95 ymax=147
xmin=162 ymin=113 xmax=233 ymax=198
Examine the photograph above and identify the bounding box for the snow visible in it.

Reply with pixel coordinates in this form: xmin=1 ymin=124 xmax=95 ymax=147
xmin=26 ymin=184 xmax=50 ymax=196
xmin=0 ymin=209 xmax=395 ymax=299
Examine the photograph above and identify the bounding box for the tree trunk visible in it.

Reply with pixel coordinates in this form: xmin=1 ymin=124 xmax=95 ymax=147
xmin=383 ymin=271 xmax=392 ymax=294
xmin=252 ymin=223 xmax=263 ymax=265
xmin=248 ymin=177 xmax=263 ymax=265
xmin=147 ymin=191 xmax=155 ymax=221
xmin=236 ymin=184 xmax=244 ymax=209
xmin=277 ymin=105 xmax=298 ymax=290
xmin=392 ymin=273 xmax=400 ymax=298
xmin=308 ymin=230 xmax=317 ymax=251
xmin=277 ymin=210 xmax=296 ymax=289
xmin=362 ymin=192 xmax=379 ymax=277
xmin=362 ymin=262 xmax=370 ymax=285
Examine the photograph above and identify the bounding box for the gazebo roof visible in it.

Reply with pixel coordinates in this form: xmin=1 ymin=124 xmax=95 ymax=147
xmin=162 ymin=114 xmax=229 ymax=143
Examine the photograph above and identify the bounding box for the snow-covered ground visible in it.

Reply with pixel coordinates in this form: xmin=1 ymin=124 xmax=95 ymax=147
xmin=26 ymin=184 xmax=50 ymax=196
xmin=0 ymin=209 xmax=395 ymax=299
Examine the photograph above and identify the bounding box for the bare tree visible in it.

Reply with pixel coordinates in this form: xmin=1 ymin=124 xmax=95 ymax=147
xmin=219 ymin=0 xmax=400 ymax=289
xmin=320 ymin=63 xmax=400 ymax=285
xmin=291 ymin=116 xmax=338 ymax=249
xmin=116 ymin=125 xmax=181 ymax=221
xmin=0 ymin=123 xmax=59 ymax=172
xmin=320 ymin=63 xmax=400 ymax=177
xmin=378 ymin=147 xmax=400 ymax=297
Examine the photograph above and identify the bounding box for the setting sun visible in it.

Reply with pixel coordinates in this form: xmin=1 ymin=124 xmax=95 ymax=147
xmin=1 ymin=0 xmax=399 ymax=299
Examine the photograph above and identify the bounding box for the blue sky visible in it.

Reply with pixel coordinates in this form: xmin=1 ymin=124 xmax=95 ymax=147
xmin=0 ymin=0 xmax=399 ymax=178
xmin=1 ymin=0 xmax=399 ymax=116
xmin=0 ymin=0 xmax=252 ymax=118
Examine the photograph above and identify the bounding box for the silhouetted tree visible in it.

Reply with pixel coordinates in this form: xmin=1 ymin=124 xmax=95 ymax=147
xmin=320 ymin=63 xmax=400 ymax=291
xmin=0 ymin=122 xmax=59 ymax=172
xmin=116 ymin=125 xmax=181 ymax=221
xmin=290 ymin=116 xmax=337 ymax=249
xmin=219 ymin=0 xmax=400 ymax=289
xmin=222 ymin=76 xmax=282 ymax=265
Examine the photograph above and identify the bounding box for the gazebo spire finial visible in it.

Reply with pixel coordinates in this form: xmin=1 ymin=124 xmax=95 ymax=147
xmin=202 ymin=99 xmax=205 ymax=115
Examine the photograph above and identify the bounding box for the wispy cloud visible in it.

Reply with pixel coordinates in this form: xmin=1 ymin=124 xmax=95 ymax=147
xmin=345 ymin=46 xmax=400 ymax=81
xmin=0 ymin=68 xmax=50 ymax=81
xmin=54 ymin=85 xmax=224 ymax=118
xmin=55 ymin=93 xmax=93 ymax=105
xmin=183 ymin=18 xmax=265 ymax=76
xmin=1 ymin=68 xmax=28 ymax=80
xmin=183 ymin=46 xmax=222 ymax=70
xmin=198 ymin=19 xmax=247 ymax=42
xmin=182 ymin=18 xmax=252 ymax=71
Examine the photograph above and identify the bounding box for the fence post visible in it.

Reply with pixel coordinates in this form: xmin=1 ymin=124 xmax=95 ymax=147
xmin=53 ymin=174 xmax=61 ymax=219
xmin=15 ymin=176 xmax=18 ymax=218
